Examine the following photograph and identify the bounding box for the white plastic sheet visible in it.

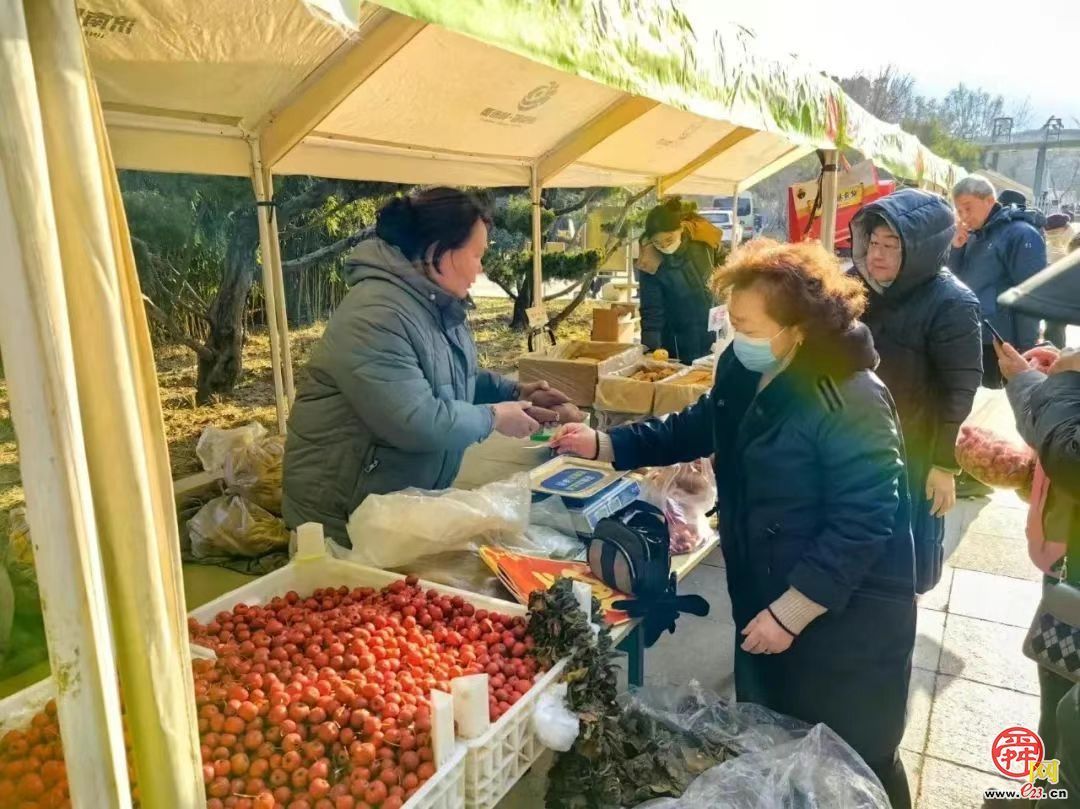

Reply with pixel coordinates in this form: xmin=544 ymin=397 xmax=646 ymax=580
xmin=623 ymin=683 xmax=888 ymax=809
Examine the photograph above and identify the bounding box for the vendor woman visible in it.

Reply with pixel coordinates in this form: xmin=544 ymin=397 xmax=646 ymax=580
xmin=552 ymin=240 xmax=917 ymax=808
xmin=284 ymin=187 xmax=573 ymax=544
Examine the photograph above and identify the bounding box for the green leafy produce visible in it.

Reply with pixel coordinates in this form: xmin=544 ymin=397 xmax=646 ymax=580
xmin=528 ymin=579 xmax=734 ymax=808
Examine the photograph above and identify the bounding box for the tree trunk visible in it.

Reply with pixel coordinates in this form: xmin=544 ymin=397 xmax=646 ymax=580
xmin=509 ymin=279 xmax=532 ymax=331
xmin=196 ymin=215 xmax=259 ymax=403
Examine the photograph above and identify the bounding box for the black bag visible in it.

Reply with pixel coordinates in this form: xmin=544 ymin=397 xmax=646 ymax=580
xmin=587 ymin=502 xmax=710 ymax=647
xmin=587 ymin=502 xmax=671 ymax=598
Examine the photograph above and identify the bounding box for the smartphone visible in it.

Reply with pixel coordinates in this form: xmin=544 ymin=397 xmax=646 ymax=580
xmin=983 ymin=319 xmax=1005 ymax=345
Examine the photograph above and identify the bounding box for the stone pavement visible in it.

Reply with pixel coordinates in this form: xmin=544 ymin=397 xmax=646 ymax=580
xmin=487 ymin=386 xmax=1050 ymax=808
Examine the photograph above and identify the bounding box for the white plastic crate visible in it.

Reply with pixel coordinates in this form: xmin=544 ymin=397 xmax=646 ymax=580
xmin=404 ymin=743 xmax=466 ymax=809
xmin=190 ymin=543 xmax=571 ymax=809
xmin=462 ymin=657 xmax=566 ymax=809
xmin=0 ymin=677 xmax=55 ymax=734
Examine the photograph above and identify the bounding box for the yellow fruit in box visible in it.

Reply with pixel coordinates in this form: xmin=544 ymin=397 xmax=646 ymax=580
xmin=652 ymin=349 xmax=669 ymax=361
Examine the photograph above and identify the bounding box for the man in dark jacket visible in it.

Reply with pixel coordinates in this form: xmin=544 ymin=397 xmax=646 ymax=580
xmin=851 ymin=189 xmax=983 ymax=592
xmin=949 ymin=176 xmax=1047 ymax=386
xmin=636 ymin=199 xmax=718 ymax=361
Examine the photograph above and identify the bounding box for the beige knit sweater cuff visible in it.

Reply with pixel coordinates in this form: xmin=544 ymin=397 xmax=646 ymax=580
xmin=770 ymin=587 xmax=827 ymax=635
xmin=595 ymin=431 xmax=614 ymax=463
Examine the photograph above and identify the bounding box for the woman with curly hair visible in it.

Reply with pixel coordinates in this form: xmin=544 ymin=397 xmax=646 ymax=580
xmin=553 ymin=239 xmax=916 ymax=807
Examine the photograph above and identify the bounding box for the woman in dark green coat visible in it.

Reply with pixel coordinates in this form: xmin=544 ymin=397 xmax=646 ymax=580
xmin=283 ymin=188 xmax=570 ymax=543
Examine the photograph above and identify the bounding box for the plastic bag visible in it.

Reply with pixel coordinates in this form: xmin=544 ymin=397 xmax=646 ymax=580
xmin=534 ymin=682 xmax=580 ymax=752
xmin=641 ymin=460 xmax=717 ymax=554
xmin=344 ymin=475 xmax=531 ymax=570
xmin=956 ymin=424 xmax=1035 ymax=492
xmin=635 ymin=725 xmax=888 ymax=809
xmin=624 ymin=682 xmax=888 ymax=809
xmin=223 ymin=434 xmax=284 ymax=514
xmin=188 ymin=495 xmax=290 ymax=560
xmin=3 ymin=508 xmax=37 ymax=591
xmin=196 ymin=422 xmax=267 ymax=477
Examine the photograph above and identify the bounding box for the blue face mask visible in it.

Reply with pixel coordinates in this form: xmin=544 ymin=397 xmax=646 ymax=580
xmin=733 ymin=328 xmax=786 ymax=374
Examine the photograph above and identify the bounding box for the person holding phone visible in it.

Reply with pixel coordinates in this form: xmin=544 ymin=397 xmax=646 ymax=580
xmin=849 ymin=189 xmax=983 ymax=592
xmin=949 ymin=176 xmax=1047 ymax=388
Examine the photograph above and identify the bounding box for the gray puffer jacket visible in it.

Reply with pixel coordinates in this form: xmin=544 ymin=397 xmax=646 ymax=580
xmin=283 ymin=238 xmax=517 ymax=542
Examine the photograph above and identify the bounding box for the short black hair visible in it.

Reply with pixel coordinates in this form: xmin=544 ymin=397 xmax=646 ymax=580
xmin=376 ymin=187 xmax=492 ymax=265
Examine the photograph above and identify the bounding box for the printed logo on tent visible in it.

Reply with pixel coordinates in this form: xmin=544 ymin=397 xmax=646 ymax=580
xmin=518 ymin=82 xmax=560 ymax=111
xmin=79 ymin=7 xmax=138 ymax=38
xmin=479 ymin=82 xmax=560 ymax=128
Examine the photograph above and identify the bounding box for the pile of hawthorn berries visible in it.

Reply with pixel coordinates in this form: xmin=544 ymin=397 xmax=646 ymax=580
xmin=0 ymin=576 xmax=545 ymax=809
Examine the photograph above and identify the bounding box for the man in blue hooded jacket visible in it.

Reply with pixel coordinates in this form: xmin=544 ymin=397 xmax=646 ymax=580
xmin=948 ymin=176 xmax=1047 ymax=387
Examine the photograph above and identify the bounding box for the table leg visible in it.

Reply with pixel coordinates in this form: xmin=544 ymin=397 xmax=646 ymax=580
xmin=619 ymin=624 xmax=645 ymax=687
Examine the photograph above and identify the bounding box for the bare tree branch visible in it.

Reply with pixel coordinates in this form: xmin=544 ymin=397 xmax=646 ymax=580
xmin=547 ymin=187 xmax=651 ymax=330
xmin=548 ymin=269 xmax=601 ymax=330
xmin=486 ymin=274 xmax=520 ymax=301
xmin=282 ymin=231 xmax=369 ymax=274
xmin=550 ymin=188 xmax=605 ymax=218
xmin=543 ymin=278 xmax=586 ymax=301
xmin=171 ymin=296 xmax=212 ymax=325
xmin=142 ymin=294 xmax=212 ymax=360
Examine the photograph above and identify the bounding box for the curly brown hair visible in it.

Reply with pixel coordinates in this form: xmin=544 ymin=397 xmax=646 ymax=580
xmin=711 ymin=239 xmax=867 ymax=335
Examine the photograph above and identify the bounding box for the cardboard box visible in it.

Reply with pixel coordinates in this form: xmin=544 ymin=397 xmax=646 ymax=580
xmin=594 ymin=360 xmax=684 ymax=415
xmin=653 ymin=366 xmax=714 ymax=415
xmin=591 ymin=304 xmax=640 ymax=343
xmin=518 ymin=341 xmax=642 ymax=406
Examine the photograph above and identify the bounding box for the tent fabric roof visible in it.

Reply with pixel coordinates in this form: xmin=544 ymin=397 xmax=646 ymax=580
xmin=85 ymin=0 xmax=962 ymax=192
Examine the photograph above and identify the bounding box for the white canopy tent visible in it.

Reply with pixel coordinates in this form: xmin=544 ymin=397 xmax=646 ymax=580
xmin=80 ymin=0 xmax=963 ymax=430
xmin=0 ymin=2 xmax=966 ymax=806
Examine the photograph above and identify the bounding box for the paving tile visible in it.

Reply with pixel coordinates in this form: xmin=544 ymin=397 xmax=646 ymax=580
xmin=917 ymin=755 xmax=1020 ymax=809
xmin=701 ymin=546 xmax=726 ymax=569
xmin=903 ymin=667 xmax=938 ymax=754
xmin=919 ymin=567 xmax=954 ymax=613
xmin=641 ymin=620 xmax=737 ymax=695
xmin=680 ymin=563 xmax=733 ymax=624
xmin=926 ymin=675 xmax=1040 ymax=773
xmin=966 ymin=505 xmax=1030 ymax=542
xmin=938 ymin=613 xmax=1039 ymax=695
xmin=915 ymin=608 xmax=947 ymax=672
xmin=950 ymin=569 xmax=1042 ymax=629
xmin=950 ymin=530 xmax=1042 ymax=582
xmin=901 ymin=750 xmax=925 ymax=806
xmin=945 ymin=499 xmax=988 ymax=561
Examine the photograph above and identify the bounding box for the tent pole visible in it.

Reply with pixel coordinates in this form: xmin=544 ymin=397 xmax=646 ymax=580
xmin=819 ymin=149 xmax=841 ymax=253
xmin=261 ymin=165 xmax=295 ymax=406
xmin=530 ymin=166 xmax=543 ymax=310
xmin=0 ymin=92 xmax=132 ymax=809
xmin=249 ymin=140 xmax=288 ymax=432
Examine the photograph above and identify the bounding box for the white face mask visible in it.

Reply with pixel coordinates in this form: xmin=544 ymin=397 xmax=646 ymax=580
xmin=655 ymin=234 xmax=682 ymax=254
